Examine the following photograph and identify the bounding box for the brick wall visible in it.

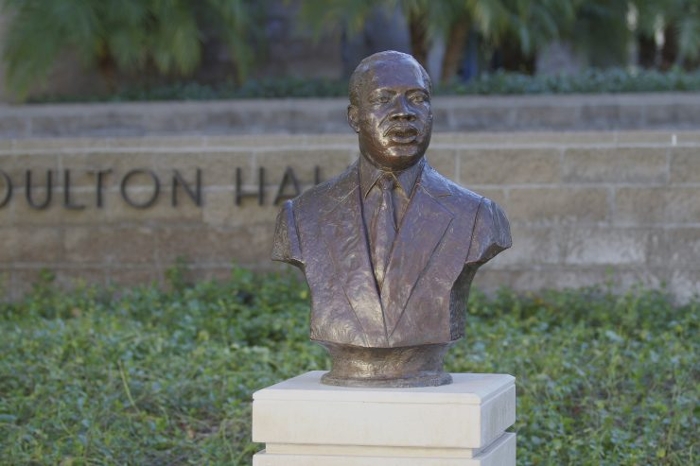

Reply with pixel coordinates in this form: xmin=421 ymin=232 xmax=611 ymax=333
xmin=1 ymin=130 xmax=698 ymax=301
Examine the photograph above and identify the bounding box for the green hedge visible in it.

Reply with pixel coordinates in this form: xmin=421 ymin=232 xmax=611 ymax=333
xmin=449 ymin=68 xmax=700 ymax=94
xmin=0 ymin=268 xmax=698 ymax=464
xmin=29 ymin=68 xmax=700 ymax=103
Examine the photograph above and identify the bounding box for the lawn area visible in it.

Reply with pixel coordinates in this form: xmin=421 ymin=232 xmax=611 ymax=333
xmin=1 ymin=268 xmax=697 ymax=465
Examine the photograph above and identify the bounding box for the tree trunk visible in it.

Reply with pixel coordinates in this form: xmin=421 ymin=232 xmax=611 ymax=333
xmin=96 ymin=47 xmax=117 ymax=93
xmin=408 ymin=10 xmax=429 ymax=69
xmin=661 ymin=24 xmax=678 ymax=70
xmin=497 ymin=38 xmax=536 ymax=74
xmin=440 ymin=19 xmax=470 ymax=85
xmin=637 ymin=34 xmax=657 ymax=69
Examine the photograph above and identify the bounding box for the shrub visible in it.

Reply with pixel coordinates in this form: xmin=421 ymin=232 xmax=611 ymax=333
xmin=0 ymin=270 xmax=697 ymax=464
xmin=25 ymin=67 xmax=700 ymax=103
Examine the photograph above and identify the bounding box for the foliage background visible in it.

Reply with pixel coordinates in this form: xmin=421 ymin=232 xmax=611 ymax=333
xmin=1 ymin=268 xmax=697 ymax=465
xmin=2 ymin=0 xmax=700 ymax=101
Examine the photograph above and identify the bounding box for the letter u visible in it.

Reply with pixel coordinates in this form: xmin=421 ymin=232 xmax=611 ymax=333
xmin=25 ymin=170 xmax=52 ymax=209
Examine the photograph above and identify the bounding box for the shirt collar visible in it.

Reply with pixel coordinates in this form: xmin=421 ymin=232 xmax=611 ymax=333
xmin=359 ymin=156 xmax=425 ymax=199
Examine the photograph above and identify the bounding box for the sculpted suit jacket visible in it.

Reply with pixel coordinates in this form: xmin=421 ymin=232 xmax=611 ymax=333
xmin=272 ymin=158 xmax=511 ymax=348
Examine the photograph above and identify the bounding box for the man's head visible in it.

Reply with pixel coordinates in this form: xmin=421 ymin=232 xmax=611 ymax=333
xmin=348 ymin=50 xmax=433 ymax=172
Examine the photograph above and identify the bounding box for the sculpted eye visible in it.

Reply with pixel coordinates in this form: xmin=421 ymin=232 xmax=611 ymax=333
xmin=410 ymin=93 xmax=429 ymax=104
xmin=370 ymin=95 xmax=390 ymax=104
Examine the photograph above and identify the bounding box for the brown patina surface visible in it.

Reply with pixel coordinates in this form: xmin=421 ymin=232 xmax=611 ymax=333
xmin=272 ymin=50 xmax=511 ymax=387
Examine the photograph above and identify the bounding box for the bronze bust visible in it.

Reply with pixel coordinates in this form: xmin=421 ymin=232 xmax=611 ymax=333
xmin=272 ymin=50 xmax=511 ymax=388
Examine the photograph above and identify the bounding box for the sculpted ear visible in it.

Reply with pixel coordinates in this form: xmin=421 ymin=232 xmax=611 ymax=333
xmin=347 ymin=105 xmax=360 ymax=133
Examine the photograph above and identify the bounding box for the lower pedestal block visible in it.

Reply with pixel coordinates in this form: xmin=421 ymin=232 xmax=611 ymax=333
xmin=252 ymin=371 xmax=516 ymax=466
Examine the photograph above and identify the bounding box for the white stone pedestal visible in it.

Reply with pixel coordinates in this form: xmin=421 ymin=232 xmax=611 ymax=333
xmin=252 ymin=371 xmax=516 ymax=465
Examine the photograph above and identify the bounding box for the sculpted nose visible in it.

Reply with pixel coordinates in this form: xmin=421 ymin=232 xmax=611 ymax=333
xmin=390 ymin=96 xmax=416 ymax=121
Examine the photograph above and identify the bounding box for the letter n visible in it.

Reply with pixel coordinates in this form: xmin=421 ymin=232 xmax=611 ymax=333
xmin=172 ymin=169 xmax=202 ymax=207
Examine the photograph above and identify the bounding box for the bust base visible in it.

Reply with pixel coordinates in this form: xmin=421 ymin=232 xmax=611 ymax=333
xmin=318 ymin=341 xmax=454 ymax=388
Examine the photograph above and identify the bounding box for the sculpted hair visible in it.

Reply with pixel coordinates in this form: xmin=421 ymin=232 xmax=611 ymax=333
xmin=348 ymin=51 xmax=432 ymax=106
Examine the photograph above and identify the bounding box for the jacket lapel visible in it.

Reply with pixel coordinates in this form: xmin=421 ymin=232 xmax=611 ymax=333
xmin=321 ymin=166 xmax=388 ymax=347
xmin=381 ymin=176 xmax=454 ymax=338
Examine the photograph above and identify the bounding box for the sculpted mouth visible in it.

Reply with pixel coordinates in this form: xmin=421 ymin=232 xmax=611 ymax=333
xmin=384 ymin=125 xmax=419 ymax=143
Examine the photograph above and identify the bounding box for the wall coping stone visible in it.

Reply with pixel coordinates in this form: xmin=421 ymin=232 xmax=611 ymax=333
xmin=1 ymin=92 xmax=700 ymax=138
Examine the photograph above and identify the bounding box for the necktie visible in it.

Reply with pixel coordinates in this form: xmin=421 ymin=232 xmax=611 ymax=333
xmin=370 ymin=173 xmax=397 ymax=289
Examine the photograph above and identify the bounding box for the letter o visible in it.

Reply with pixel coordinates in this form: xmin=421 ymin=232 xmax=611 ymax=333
xmin=120 ymin=169 xmax=160 ymax=209
xmin=0 ymin=170 xmax=12 ymax=208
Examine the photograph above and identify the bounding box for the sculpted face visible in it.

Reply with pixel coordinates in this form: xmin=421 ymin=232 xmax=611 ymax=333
xmin=348 ymin=54 xmax=433 ymax=171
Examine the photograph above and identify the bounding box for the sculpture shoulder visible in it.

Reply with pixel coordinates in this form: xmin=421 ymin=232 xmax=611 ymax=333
xmin=289 ymin=164 xmax=357 ymax=215
xmin=421 ymin=164 xmax=483 ymax=209
xmin=272 ymin=164 xmax=357 ymax=266
xmin=467 ymin=194 xmax=512 ymax=264
xmin=421 ymin=164 xmax=512 ymax=263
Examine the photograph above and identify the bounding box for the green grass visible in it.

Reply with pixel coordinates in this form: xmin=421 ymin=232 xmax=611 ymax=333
xmin=0 ymin=268 xmax=698 ymax=465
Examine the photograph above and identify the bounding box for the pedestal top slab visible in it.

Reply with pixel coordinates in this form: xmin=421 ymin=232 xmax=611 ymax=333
xmin=253 ymin=371 xmax=517 ymax=449
xmin=253 ymin=371 xmax=515 ymax=405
